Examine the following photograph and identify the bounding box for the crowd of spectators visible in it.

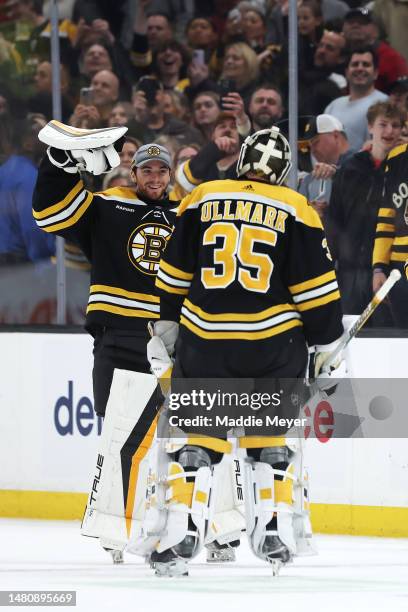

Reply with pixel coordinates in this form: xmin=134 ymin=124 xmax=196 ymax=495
xmin=0 ymin=0 xmax=407 ymax=326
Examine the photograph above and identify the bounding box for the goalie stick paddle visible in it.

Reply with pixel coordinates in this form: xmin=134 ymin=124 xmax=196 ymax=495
xmin=320 ymin=268 xmax=401 ymax=370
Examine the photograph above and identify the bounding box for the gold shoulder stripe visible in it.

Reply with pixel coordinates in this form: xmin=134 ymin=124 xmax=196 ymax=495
xmin=33 ymin=181 xmax=83 ymax=220
xmin=289 ymin=270 xmax=336 ymax=295
xmin=40 ymin=192 xmax=93 ymax=232
xmin=160 ymin=259 xmax=194 ymax=280
xmin=183 ymin=160 xmax=201 ymax=187
xmin=387 ymin=143 xmax=408 ymax=161
xmin=295 ymin=290 xmax=340 ymax=312
xmin=94 ymin=186 xmax=139 ymax=200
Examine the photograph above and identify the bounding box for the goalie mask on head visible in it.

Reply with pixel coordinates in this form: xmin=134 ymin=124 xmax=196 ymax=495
xmin=236 ymin=126 xmax=292 ymax=185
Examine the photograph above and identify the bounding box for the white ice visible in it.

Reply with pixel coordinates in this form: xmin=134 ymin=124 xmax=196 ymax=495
xmin=1 ymin=518 xmax=408 ymax=612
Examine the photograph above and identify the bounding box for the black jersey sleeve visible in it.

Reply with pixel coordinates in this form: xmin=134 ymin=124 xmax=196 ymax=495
xmin=32 ymin=155 xmax=94 ymax=250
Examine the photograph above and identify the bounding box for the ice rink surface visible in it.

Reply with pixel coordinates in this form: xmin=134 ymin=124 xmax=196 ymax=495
xmin=1 ymin=518 xmax=407 ymax=612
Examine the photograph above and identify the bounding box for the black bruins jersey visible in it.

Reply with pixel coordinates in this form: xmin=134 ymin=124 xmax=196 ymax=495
xmin=373 ymin=143 xmax=408 ymax=270
xmin=156 ymin=178 xmax=343 ymax=351
xmin=32 ymin=157 xmax=177 ymax=332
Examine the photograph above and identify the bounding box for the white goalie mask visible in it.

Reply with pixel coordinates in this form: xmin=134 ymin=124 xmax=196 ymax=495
xmin=236 ymin=126 xmax=292 ymax=185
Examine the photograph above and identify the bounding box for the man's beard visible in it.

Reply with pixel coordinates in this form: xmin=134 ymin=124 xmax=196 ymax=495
xmin=136 ymin=186 xmax=167 ymax=201
xmin=254 ymin=113 xmax=278 ymax=129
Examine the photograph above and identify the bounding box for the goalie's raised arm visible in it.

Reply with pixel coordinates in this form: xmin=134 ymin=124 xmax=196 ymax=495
xmin=38 ymin=120 xmax=127 ymax=175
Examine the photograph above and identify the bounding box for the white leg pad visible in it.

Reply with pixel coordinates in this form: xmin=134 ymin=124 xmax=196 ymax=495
xmin=81 ymin=369 xmax=166 ymax=555
xmin=205 ymin=456 xmax=246 ymax=546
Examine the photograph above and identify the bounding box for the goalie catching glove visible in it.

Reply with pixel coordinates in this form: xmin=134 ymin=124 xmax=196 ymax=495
xmin=38 ymin=120 xmax=127 ymax=175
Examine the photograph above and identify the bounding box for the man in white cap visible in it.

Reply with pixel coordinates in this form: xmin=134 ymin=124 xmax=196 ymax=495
xmin=299 ymin=114 xmax=352 ymax=217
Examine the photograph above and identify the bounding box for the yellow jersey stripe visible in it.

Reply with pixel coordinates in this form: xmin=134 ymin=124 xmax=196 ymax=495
xmin=184 ymin=161 xmax=201 ymax=187
xmin=90 ymin=285 xmax=159 ymax=303
xmin=373 ymin=237 xmax=393 ymax=265
xmin=40 ymin=192 xmax=93 ymax=232
xmin=86 ymin=303 xmax=160 ymax=318
xmin=180 ymin=315 xmax=302 ymax=340
xmin=183 ymin=298 xmax=296 ymax=322
xmin=295 ymin=290 xmax=340 ymax=312
xmin=33 ymin=181 xmax=83 ymax=220
xmin=160 ymin=259 xmax=194 ymax=281
xmin=393 ymin=236 xmax=408 ymax=246
xmin=390 ymin=252 xmax=408 ymax=262
xmin=289 ymin=270 xmax=336 ymax=295
xmin=156 ymin=278 xmax=189 ymax=295
xmin=376 ymin=223 xmax=395 ymax=233
xmin=377 ymin=208 xmax=396 ymax=218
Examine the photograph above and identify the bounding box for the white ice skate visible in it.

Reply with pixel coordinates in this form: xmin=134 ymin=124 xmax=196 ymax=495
xmin=104 ymin=547 xmax=124 ymax=565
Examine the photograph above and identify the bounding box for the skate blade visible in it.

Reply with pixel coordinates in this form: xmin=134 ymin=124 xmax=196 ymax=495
xmin=206 ymin=549 xmax=236 ymax=563
xmin=154 ymin=559 xmax=189 ymax=577
xmin=109 ymin=549 xmax=124 ymax=565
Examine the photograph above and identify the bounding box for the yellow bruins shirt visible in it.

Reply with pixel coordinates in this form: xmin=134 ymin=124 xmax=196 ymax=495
xmin=373 ymin=143 xmax=408 ymax=270
xmin=156 ymin=178 xmax=343 ymax=350
xmin=33 ymin=157 xmax=177 ymax=333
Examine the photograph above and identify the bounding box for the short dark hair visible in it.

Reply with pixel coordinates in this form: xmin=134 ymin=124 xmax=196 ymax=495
xmin=345 ymin=45 xmax=379 ymax=70
xmin=367 ymin=101 xmax=406 ymax=126
xmin=250 ymin=83 xmax=283 ymax=101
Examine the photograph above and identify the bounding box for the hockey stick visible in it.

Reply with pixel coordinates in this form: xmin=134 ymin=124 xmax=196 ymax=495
xmin=320 ymin=268 xmax=401 ymax=369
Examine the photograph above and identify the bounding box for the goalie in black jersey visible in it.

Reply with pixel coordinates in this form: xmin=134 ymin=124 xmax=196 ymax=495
xmin=32 ymin=121 xmax=178 ymax=564
xmin=147 ymin=126 xmax=345 ymax=576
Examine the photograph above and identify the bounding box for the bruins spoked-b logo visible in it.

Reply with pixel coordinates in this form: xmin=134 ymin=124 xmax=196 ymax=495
xmin=128 ymin=220 xmax=172 ymax=275
xmin=147 ymin=145 xmax=161 ymax=156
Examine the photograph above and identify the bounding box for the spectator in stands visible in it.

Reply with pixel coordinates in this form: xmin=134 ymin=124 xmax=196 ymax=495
xmin=70 ymin=69 xmax=120 ymax=128
xmin=131 ymin=79 xmax=203 ymax=146
xmin=219 ymin=42 xmax=260 ymax=106
xmin=108 ymin=102 xmax=135 ymax=127
xmin=162 ymin=90 xmax=190 ymax=122
xmin=326 ymin=101 xmax=405 ymax=317
xmin=0 ymin=115 xmax=55 ymax=264
xmin=297 ymin=0 xmax=324 ymax=72
xmin=153 ymin=40 xmax=190 ymax=91
xmin=341 ymin=7 xmax=408 ymax=94
xmin=118 ymin=136 xmax=141 ymax=169
xmin=102 ymin=166 xmax=134 ymax=190
xmin=325 ymin=46 xmax=388 ymax=152
xmin=79 ymin=42 xmax=113 ymax=80
xmin=299 ymin=29 xmax=347 ymax=115
xmin=241 ymin=4 xmax=268 ymax=52
xmin=175 ymin=94 xmax=251 ymax=191
xmin=248 ymin=84 xmax=284 ymax=131
xmin=388 ymin=77 xmax=408 ymax=113
xmin=373 ymin=0 xmax=408 ymax=60
xmin=28 ymin=60 xmax=73 ymax=121
xmin=299 ymin=114 xmax=352 ymax=217
xmin=192 ymin=91 xmax=221 ymax=143
xmin=170 ymin=143 xmax=200 ymax=199
xmin=145 ymin=13 xmax=173 ymax=52
xmin=185 ymin=16 xmax=218 ymax=56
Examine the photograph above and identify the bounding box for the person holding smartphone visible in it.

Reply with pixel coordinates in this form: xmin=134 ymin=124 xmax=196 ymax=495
xmin=70 ymin=70 xmax=120 ymax=129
